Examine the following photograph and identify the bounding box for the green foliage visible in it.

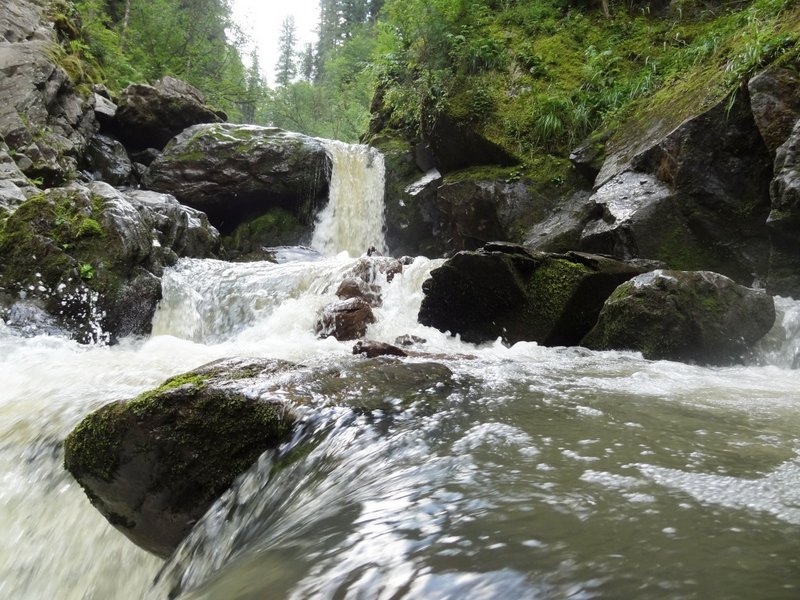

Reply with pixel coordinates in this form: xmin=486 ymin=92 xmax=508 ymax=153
xmin=79 ymin=262 xmax=95 ymax=280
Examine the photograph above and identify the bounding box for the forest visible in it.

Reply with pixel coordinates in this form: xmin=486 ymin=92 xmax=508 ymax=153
xmin=59 ymin=0 xmax=800 ymax=164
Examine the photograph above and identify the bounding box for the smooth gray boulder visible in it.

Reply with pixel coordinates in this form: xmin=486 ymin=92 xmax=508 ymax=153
xmin=582 ymin=270 xmax=775 ymax=365
xmin=143 ymin=123 xmax=330 ymax=235
xmin=114 ymin=76 xmax=225 ymax=151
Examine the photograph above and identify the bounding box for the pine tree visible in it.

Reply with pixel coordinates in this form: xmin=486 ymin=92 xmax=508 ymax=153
xmin=300 ymin=43 xmax=316 ymax=81
xmin=275 ymin=15 xmax=297 ymax=87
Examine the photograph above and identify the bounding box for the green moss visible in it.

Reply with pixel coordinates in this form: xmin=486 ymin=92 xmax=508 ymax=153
xmin=654 ymin=223 xmax=718 ymax=271
xmin=223 ymin=208 xmax=306 ymax=255
xmin=64 ymin=401 xmax=127 ymax=482
xmin=527 ymin=258 xmax=590 ymax=324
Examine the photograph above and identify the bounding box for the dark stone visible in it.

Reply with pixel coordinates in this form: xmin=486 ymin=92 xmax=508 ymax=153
xmin=93 ymin=92 xmax=117 ymax=127
xmin=766 ymin=120 xmax=800 ymax=297
xmin=336 ymin=277 xmax=382 ymax=307
xmin=82 ymin=134 xmax=132 ymax=186
xmin=353 ymin=340 xmax=408 ymax=358
xmin=582 ymin=270 xmax=775 ymax=365
xmin=143 ymin=123 xmax=330 ymax=235
xmin=315 ymin=298 xmax=376 ymax=340
xmin=423 ymin=112 xmax=518 ymax=174
xmin=64 ymin=358 xmax=298 ymax=558
xmin=418 ymin=243 xmax=657 ymax=345
xmin=523 ymin=190 xmax=595 ymax=253
xmin=580 ymin=90 xmax=773 ymax=283
xmin=569 ymin=130 xmax=613 ymax=183
xmin=114 ymin=76 xmax=224 ymax=151
xmin=346 ymin=256 xmax=404 ymax=284
xmin=748 ymin=67 xmax=800 ymax=154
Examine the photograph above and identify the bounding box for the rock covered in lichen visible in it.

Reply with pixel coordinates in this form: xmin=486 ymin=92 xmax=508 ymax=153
xmin=581 ymin=270 xmax=775 ymax=365
xmin=418 ymin=242 xmax=658 ymax=345
xmin=64 ymin=358 xmax=298 ymax=558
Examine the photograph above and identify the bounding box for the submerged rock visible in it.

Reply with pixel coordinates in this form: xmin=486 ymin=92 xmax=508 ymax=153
xmin=418 ymin=242 xmax=658 ymax=345
xmin=582 ymin=270 xmax=775 ymax=365
xmin=64 ymin=358 xmax=298 ymax=558
xmin=336 ymin=277 xmax=382 ymax=307
xmin=143 ymin=123 xmax=330 ymax=236
xmin=353 ymin=340 xmax=407 ymax=358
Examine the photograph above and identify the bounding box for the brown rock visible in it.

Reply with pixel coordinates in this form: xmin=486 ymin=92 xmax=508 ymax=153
xmin=315 ymin=298 xmax=376 ymax=340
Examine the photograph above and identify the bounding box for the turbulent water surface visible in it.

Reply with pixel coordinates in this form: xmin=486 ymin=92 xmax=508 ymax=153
xmin=1 ymin=142 xmax=800 ymax=599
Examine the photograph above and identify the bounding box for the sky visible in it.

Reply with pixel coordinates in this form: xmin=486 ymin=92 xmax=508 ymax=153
xmin=231 ymin=0 xmax=320 ymax=86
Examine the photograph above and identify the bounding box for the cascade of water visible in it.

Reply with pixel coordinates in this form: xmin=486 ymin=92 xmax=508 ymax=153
xmin=311 ymin=141 xmax=386 ymax=257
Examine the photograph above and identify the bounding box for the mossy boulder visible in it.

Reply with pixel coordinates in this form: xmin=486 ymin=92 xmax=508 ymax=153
xmin=582 ymin=270 xmax=775 ymax=365
xmin=418 ymin=242 xmax=659 ymax=345
xmin=64 ymin=358 xmax=298 ymax=558
xmin=222 ymin=207 xmax=307 ymax=260
xmin=143 ymin=123 xmax=331 ymax=236
xmin=0 ymin=181 xmax=218 ymax=342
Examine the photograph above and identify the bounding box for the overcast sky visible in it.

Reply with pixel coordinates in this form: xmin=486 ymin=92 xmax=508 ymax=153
xmin=231 ymin=0 xmax=319 ymax=85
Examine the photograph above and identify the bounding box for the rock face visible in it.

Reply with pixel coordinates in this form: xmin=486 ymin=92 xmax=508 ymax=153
xmin=579 ymin=91 xmax=773 ymax=283
xmin=582 ymin=270 xmax=775 ymax=365
xmin=82 ymin=134 xmax=133 ymax=186
xmin=0 ymin=182 xmax=219 ymax=342
xmin=747 ymin=67 xmax=800 ymax=154
xmin=143 ymin=123 xmax=331 ymax=236
xmin=114 ymin=77 xmax=225 ymax=151
xmin=0 ymin=0 xmax=97 ymax=185
xmin=766 ymin=120 xmax=800 ymax=297
xmin=64 ymin=358 xmax=298 ymax=558
xmin=418 ymin=242 xmax=659 ymax=345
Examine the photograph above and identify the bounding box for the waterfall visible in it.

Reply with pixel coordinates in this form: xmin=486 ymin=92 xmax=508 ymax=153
xmin=311 ymin=141 xmax=386 ymax=257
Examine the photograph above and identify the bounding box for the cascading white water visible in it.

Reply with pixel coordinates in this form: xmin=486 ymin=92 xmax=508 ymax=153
xmin=311 ymin=141 xmax=386 ymax=257
xmin=3 ymin=144 xmax=800 ymax=599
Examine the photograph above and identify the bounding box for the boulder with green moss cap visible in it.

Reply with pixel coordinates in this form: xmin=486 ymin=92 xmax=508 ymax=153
xmin=581 ymin=269 xmax=775 ymax=365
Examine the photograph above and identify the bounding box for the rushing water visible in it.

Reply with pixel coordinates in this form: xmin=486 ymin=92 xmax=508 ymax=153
xmin=1 ymin=142 xmax=800 ymax=599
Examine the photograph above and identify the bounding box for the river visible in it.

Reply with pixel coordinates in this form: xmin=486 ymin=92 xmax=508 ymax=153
xmin=1 ymin=142 xmax=799 ymax=599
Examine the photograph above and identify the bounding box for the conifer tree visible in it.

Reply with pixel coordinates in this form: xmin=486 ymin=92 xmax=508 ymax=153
xmin=275 ymin=15 xmax=297 ymax=87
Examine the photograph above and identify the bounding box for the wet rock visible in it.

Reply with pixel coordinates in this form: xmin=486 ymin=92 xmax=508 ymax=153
xmin=766 ymin=120 xmax=800 ymax=297
xmin=93 ymin=92 xmax=117 ymax=127
xmin=222 ymin=208 xmax=308 ymax=259
xmin=336 ymin=277 xmax=382 ymax=307
xmin=346 ymin=256 xmax=404 ymax=284
xmin=418 ymin=242 xmax=659 ymax=345
xmin=143 ymin=123 xmax=330 ymax=235
xmin=353 ymin=340 xmax=408 ymax=358
xmin=114 ymin=76 xmax=224 ymax=151
xmin=395 ymin=334 xmax=426 ymax=347
xmin=581 ymin=91 xmax=772 ymax=283
xmin=315 ymin=298 xmax=376 ymax=341
xmin=523 ymin=190 xmax=595 ymax=254
xmin=82 ymin=134 xmax=133 ymax=186
xmin=748 ymin=67 xmax=800 ymax=154
xmin=569 ymin=130 xmax=613 ymax=183
xmin=0 ymin=182 xmax=218 ymax=342
xmin=64 ymin=358 xmax=298 ymax=558
xmin=5 ymin=300 xmax=67 ymax=337
xmin=582 ymin=270 xmax=775 ymax=365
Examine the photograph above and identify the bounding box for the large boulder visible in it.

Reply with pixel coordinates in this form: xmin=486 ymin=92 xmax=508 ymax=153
xmin=582 ymin=270 xmax=775 ymax=365
xmin=580 ymin=89 xmax=773 ymax=283
xmin=64 ymin=358 xmax=298 ymax=558
xmin=766 ymin=120 xmax=800 ymax=297
xmin=0 ymin=0 xmax=97 ymax=185
xmin=747 ymin=67 xmax=800 ymax=154
xmin=114 ymin=76 xmax=225 ymax=151
xmin=0 ymin=182 xmax=219 ymax=342
xmin=81 ymin=134 xmax=133 ymax=186
xmin=143 ymin=123 xmax=331 ymax=237
xmin=418 ymin=242 xmax=659 ymax=345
